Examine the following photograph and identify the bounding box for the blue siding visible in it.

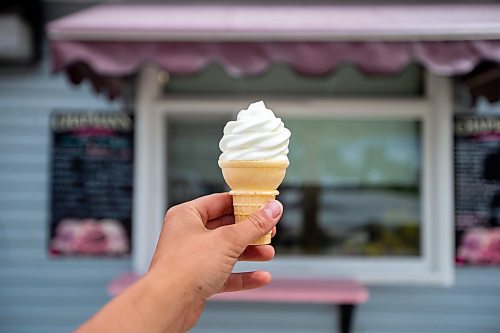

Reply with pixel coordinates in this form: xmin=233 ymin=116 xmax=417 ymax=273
xmin=0 ymin=60 xmax=130 ymax=333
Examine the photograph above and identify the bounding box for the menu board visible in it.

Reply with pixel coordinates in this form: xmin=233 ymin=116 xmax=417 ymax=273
xmin=49 ymin=112 xmax=133 ymax=256
xmin=455 ymin=115 xmax=500 ymax=265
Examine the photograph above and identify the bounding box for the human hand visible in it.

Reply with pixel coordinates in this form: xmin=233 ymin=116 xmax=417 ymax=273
xmin=147 ymin=193 xmax=283 ymax=330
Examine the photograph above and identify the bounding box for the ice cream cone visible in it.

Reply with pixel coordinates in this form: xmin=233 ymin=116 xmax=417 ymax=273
xmin=218 ymin=160 xmax=289 ymax=245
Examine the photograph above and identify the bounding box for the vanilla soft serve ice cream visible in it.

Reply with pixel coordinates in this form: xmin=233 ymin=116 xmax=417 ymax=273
xmin=219 ymin=101 xmax=291 ymax=161
xmin=218 ymin=100 xmax=290 ymax=245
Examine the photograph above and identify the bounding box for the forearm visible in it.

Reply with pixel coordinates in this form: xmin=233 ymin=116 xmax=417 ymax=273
xmin=76 ymin=272 xmax=201 ymax=333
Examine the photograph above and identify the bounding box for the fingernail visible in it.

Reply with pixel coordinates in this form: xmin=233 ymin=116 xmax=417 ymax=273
xmin=263 ymin=201 xmax=281 ymax=218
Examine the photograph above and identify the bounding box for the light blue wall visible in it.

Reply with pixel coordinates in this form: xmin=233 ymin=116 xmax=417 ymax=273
xmin=1 ymin=57 xmax=499 ymax=333
xmin=0 ymin=60 xmax=130 ymax=332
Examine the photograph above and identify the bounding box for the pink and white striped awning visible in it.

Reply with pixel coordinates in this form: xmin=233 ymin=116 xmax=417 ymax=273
xmin=47 ymin=4 xmax=500 ymax=97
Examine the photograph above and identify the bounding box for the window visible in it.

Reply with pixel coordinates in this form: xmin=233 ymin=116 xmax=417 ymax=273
xmin=168 ymin=117 xmax=422 ymax=257
xmin=134 ymin=65 xmax=453 ymax=285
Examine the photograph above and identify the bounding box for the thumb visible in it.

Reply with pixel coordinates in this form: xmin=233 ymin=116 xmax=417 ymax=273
xmin=228 ymin=200 xmax=283 ymax=246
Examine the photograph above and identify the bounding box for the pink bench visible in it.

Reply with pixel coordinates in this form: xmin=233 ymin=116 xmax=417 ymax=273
xmin=109 ymin=274 xmax=368 ymax=333
xmin=210 ymin=278 xmax=369 ymax=333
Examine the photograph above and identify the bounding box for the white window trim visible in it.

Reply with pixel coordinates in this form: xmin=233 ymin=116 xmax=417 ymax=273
xmin=133 ymin=65 xmax=454 ymax=286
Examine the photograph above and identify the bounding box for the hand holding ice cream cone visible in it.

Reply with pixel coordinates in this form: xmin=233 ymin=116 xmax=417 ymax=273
xmin=219 ymin=101 xmax=291 ymax=245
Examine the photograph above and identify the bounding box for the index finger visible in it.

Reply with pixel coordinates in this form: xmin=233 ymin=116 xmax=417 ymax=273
xmin=187 ymin=192 xmax=233 ymax=223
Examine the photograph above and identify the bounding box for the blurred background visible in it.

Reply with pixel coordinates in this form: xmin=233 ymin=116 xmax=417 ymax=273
xmin=1 ymin=1 xmax=500 ymax=332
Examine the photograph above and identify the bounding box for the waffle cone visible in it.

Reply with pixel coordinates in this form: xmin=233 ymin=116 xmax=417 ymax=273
xmin=218 ymin=160 xmax=289 ymax=245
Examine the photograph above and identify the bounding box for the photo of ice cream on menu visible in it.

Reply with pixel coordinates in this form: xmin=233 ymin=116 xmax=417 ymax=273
xmin=218 ymin=101 xmax=291 ymax=245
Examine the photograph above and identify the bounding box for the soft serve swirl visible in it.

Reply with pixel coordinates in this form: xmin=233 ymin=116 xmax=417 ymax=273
xmin=219 ymin=101 xmax=291 ymax=161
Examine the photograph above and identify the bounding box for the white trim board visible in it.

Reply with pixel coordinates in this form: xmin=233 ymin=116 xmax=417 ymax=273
xmin=132 ymin=65 xmax=454 ymax=286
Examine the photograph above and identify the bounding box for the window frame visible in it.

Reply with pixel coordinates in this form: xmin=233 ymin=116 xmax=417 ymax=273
xmin=133 ymin=65 xmax=454 ymax=285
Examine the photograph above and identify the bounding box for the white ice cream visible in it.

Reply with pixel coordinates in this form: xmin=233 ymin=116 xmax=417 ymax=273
xmin=219 ymin=101 xmax=291 ymax=161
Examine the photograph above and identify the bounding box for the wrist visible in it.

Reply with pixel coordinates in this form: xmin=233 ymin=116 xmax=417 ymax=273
xmin=144 ymin=268 xmax=204 ymax=304
xmin=138 ymin=270 xmax=205 ymax=332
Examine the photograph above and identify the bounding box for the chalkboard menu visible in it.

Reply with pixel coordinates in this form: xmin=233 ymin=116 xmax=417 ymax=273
xmin=455 ymin=115 xmax=500 ymax=265
xmin=49 ymin=112 xmax=133 ymax=257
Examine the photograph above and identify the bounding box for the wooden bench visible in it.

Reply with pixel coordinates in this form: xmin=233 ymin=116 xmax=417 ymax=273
xmin=210 ymin=278 xmax=369 ymax=333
